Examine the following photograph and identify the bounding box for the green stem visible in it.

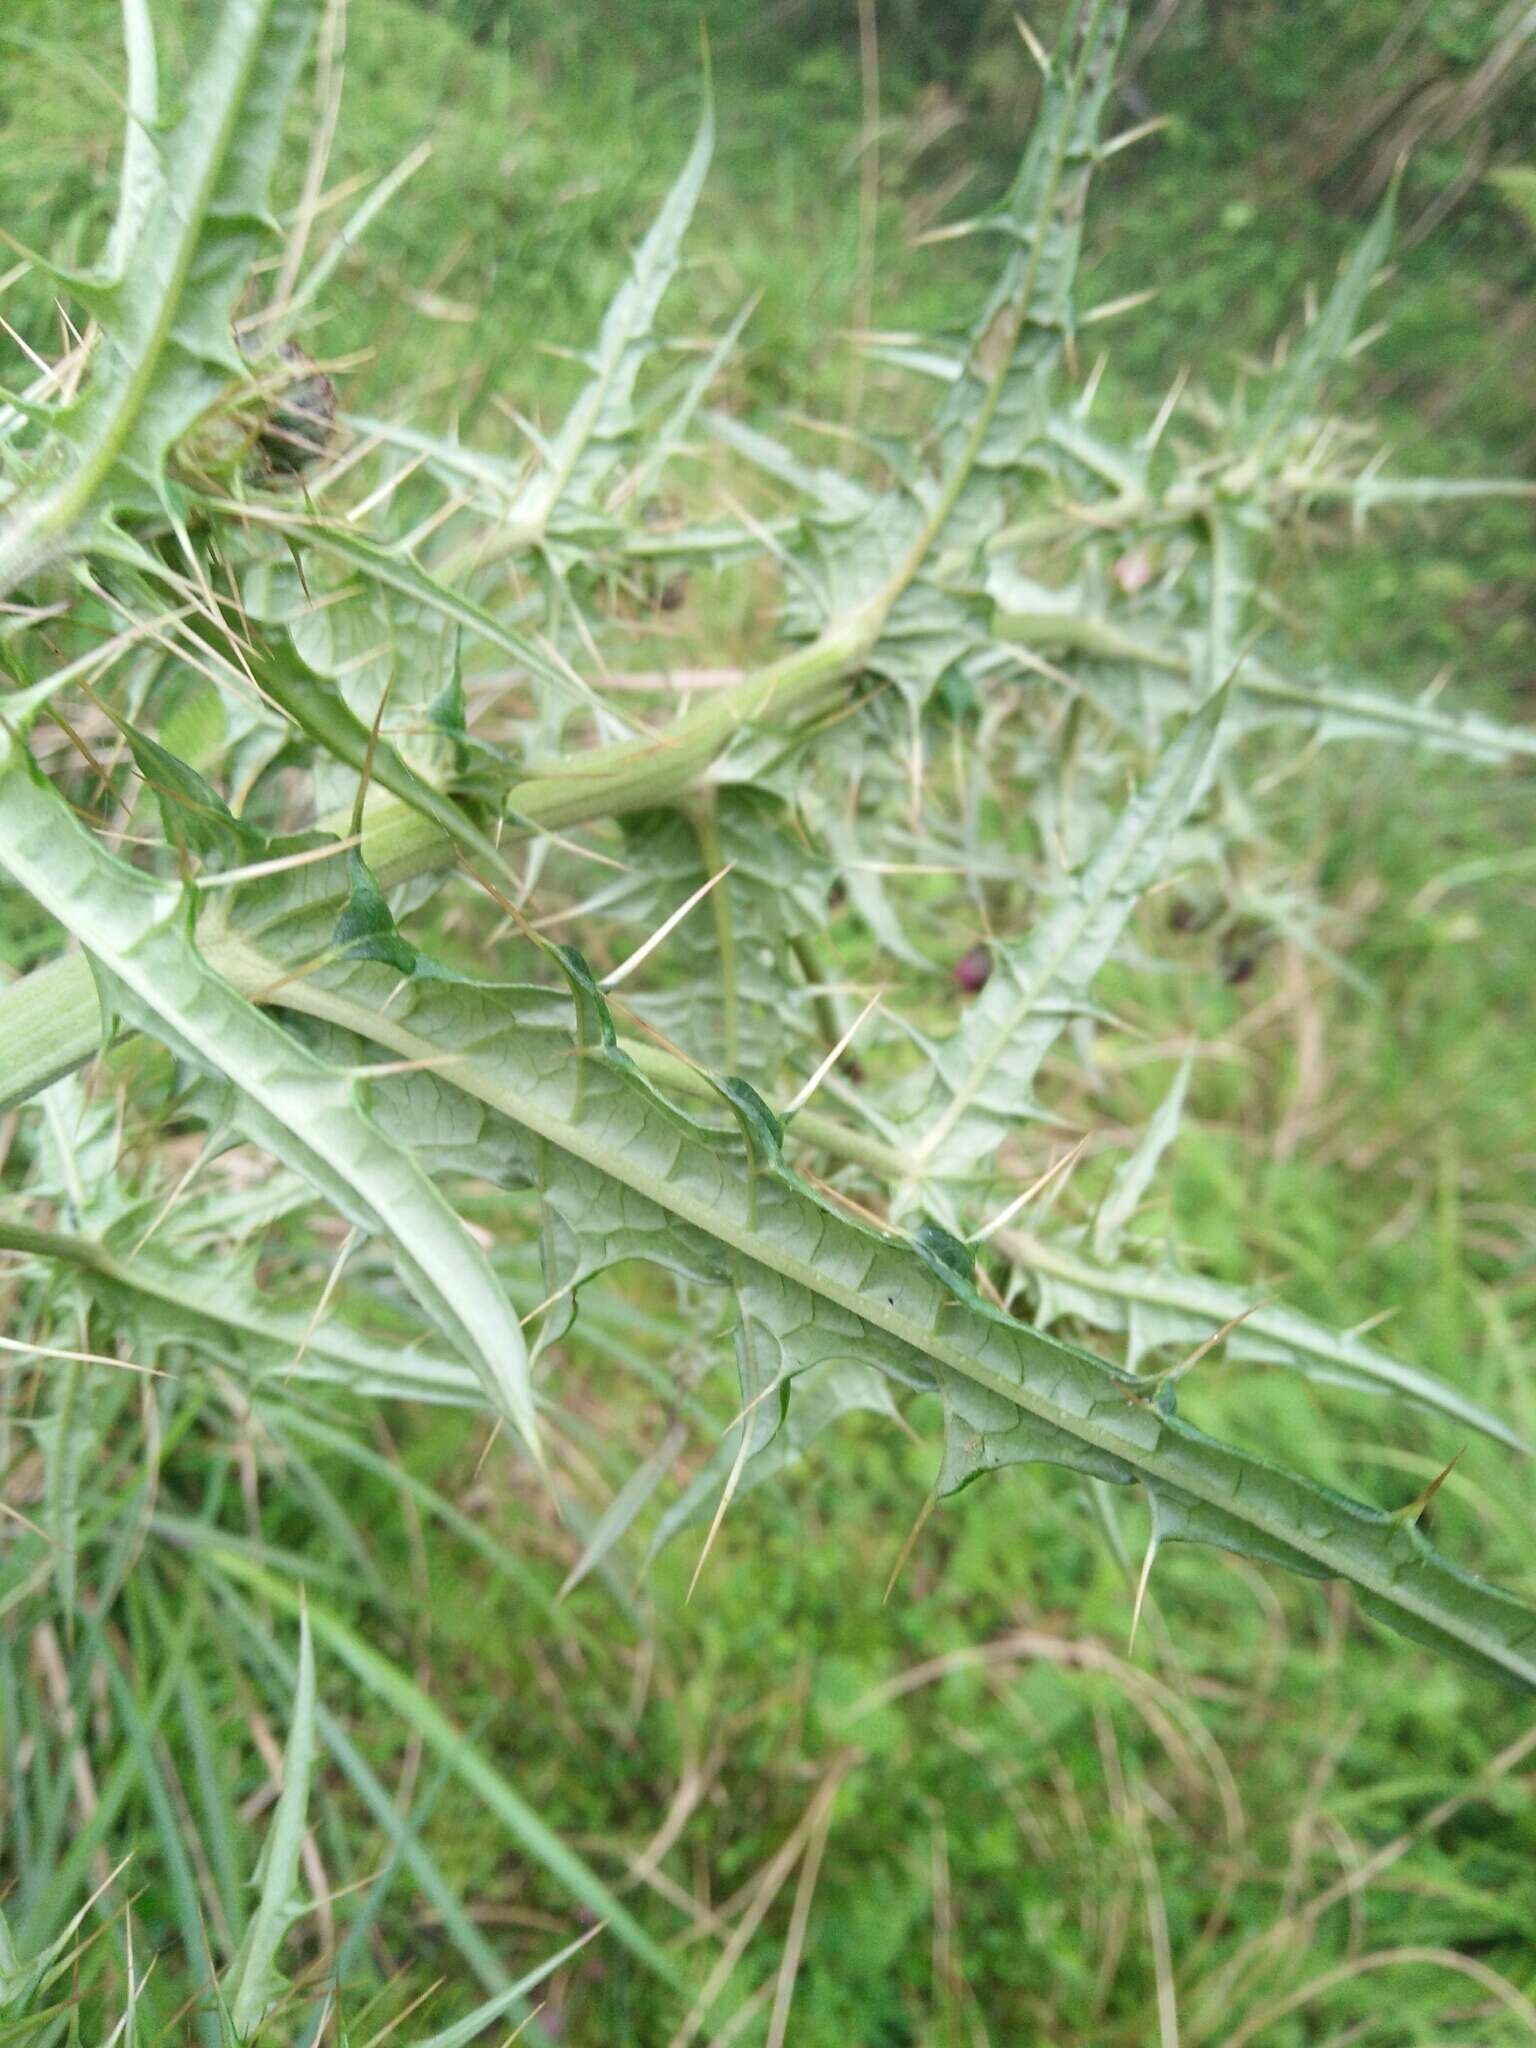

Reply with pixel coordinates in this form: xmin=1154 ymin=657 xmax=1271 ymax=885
xmin=0 ymin=1220 xmax=110 ymax=1267
xmin=789 ymin=931 xmax=850 ymax=1066
xmin=0 ymin=350 xmax=963 ymax=1114
xmin=504 ymin=603 xmax=886 ymax=830
xmin=503 ymin=17 xmax=1116 ymax=840
xmin=686 ymin=794 xmax=738 ymax=1072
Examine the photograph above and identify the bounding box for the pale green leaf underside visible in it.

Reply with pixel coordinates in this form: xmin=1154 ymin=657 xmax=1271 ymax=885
xmin=0 ymin=735 xmax=540 ymax=1455
xmin=1010 ymin=1228 xmax=1531 ymax=1456
xmin=0 ymin=1218 xmax=481 ymax=1406
xmin=227 ymin=927 xmax=1536 ymax=1693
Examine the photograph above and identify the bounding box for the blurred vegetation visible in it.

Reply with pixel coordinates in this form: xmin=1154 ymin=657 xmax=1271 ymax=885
xmin=0 ymin=1 xmax=1533 ymax=2041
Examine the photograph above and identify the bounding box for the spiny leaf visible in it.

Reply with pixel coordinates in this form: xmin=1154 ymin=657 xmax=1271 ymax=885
xmin=717 ymin=0 xmax=1132 ymax=730
xmin=894 ymin=688 xmax=1226 ymax=1208
xmin=931 ymin=0 xmax=1129 ymax=471
xmin=0 ymin=733 xmax=541 ymax=1456
xmin=604 ymin=788 xmax=832 ymax=1072
xmin=242 ymin=634 xmax=527 ymax=896
xmin=121 ymin=721 xmax=267 ymax=867
xmin=0 ymin=0 xmax=321 ymax=594
xmin=1092 ymin=1058 xmax=1191 ymax=1262
xmin=0 ymin=1219 xmax=482 ymax=1406
xmin=510 ymin=89 xmax=716 ymax=543
xmin=269 ymin=523 xmax=608 ymax=718
xmin=225 ymin=925 xmax=1536 ymax=1690
xmin=1245 ymin=177 xmax=1397 ymax=470
xmin=336 ymin=90 xmax=717 ymax=573
xmin=333 ymin=850 xmax=421 ymax=976
xmin=990 ymin=589 xmax=1536 ymax=763
xmin=1010 ymin=1226 xmax=1530 ymax=1454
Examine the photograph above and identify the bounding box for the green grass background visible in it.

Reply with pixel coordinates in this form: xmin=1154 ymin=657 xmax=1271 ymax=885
xmin=1 ymin=1 xmax=1534 ymax=2040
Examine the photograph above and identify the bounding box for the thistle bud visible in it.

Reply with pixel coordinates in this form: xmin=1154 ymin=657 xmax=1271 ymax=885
xmin=255 ymin=343 xmax=336 ymax=477
xmin=953 ymin=945 xmax=992 ymax=993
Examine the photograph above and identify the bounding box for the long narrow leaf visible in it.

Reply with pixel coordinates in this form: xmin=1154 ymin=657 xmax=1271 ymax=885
xmin=223 ymin=1610 xmax=316 ymax=2034
xmin=236 ymin=933 xmax=1536 ymax=1690
xmin=510 ymin=93 xmax=716 ymax=538
xmin=1006 ymin=1227 xmax=1532 ymax=1456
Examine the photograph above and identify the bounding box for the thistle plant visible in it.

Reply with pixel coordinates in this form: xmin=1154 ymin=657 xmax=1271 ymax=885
xmin=1 ymin=0 xmax=1533 ymax=2033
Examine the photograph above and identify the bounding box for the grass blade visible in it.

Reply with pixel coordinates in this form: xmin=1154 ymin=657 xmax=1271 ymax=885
xmin=222 ymin=1609 xmax=317 ymax=2035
